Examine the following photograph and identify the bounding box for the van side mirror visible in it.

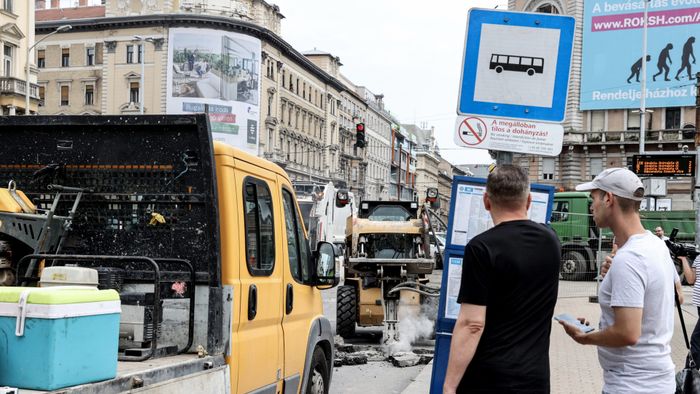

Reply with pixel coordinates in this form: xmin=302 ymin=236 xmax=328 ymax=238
xmin=310 ymin=241 xmax=339 ymax=288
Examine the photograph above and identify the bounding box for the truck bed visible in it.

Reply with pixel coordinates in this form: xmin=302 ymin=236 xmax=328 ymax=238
xmin=21 ymin=355 xmax=229 ymax=394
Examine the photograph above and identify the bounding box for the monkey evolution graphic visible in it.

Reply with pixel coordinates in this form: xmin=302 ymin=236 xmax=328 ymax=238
xmin=626 ymin=38 xmax=695 ymax=84
xmin=582 ymin=0 xmax=700 ymax=110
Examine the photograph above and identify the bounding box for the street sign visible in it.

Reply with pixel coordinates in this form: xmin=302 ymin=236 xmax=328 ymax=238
xmin=632 ymin=154 xmax=696 ymax=177
xmin=453 ymin=115 xmax=564 ymax=156
xmin=457 ymin=9 xmax=575 ymax=122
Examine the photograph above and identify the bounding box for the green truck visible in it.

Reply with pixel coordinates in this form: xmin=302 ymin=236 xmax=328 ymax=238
xmin=551 ymin=192 xmax=695 ymax=280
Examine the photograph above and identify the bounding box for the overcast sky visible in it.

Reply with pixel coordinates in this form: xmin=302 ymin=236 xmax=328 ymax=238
xmin=270 ymin=0 xmax=509 ymax=167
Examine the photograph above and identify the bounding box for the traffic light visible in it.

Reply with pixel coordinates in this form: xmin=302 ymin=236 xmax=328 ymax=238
xmin=355 ymin=123 xmax=366 ymax=148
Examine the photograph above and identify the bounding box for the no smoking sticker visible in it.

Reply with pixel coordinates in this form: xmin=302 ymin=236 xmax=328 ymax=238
xmin=454 ymin=115 xmax=564 ymax=156
xmin=457 ymin=117 xmax=488 ymax=146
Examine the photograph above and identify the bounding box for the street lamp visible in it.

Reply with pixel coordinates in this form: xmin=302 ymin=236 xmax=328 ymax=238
xmin=639 ymin=0 xmax=650 ymax=153
xmin=25 ymin=24 xmax=71 ymax=115
xmin=133 ymin=36 xmax=154 ymax=115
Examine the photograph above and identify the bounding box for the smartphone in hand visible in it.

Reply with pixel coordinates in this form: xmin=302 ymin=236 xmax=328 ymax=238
xmin=554 ymin=313 xmax=595 ymax=333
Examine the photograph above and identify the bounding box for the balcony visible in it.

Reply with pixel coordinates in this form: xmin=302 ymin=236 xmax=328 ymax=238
xmin=575 ymin=128 xmax=695 ymax=145
xmin=0 ymin=77 xmax=39 ymax=101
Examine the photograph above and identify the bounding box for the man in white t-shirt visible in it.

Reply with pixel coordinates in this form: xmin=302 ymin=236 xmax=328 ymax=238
xmin=559 ymin=168 xmax=676 ymax=394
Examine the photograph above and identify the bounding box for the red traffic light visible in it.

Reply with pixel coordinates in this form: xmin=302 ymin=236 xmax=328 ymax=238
xmin=356 ymin=123 xmax=365 ymax=132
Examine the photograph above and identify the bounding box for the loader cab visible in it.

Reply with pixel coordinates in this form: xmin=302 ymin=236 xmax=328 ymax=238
xmin=359 ymin=200 xmax=418 ymax=221
xmin=214 ymin=142 xmax=337 ymax=394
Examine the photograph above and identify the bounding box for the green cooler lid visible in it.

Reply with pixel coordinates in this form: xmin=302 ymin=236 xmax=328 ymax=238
xmin=0 ymin=287 xmax=119 ymax=304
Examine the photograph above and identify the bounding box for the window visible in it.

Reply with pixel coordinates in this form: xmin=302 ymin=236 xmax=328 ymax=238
xmin=627 ymin=109 xmax=640 ymax=130
xmin=60 ymin=85 xmax=69 ymax=106
xmin=85 ymin=85 xmax=94 ymax=106
xmin=590 ymin=157 xmax=604 ymax=180
xmin=61 ymin=48 xmax=70 ymax=67
xmin=37 ymin=50 xmax=45 ymax=68
xmin=665 ymin=107 xmax=681 ymax=130
xmin=536 ymin=3 xmax=559 ymax=13
xmin=3 ymin=45 xmax=12 ymax=77
xmin=38 ymin=85 xmax=45 ymax=107
xmin=542 ymin=157 xmax=555 ymax=180
xmin=130 ymin=82 xmax=139 ymax=103
xmin=86 ymin=48 xmax=95 ymax=66
xmin=137 ymin=44 xmax=143 ymax=63
xmin=126 ymin=45 xmax=134 ymax=64
xmin=590 ymin=110 xmax=605 ymax=132
xmin=282 ymin=189 xmax=310 ymax=282
xmin=3 ymin=0 xmax=12 ymax=12
xmin=243 ymin=179 xmax=275 ymax=276
xmin=551 ymin=201 xmax=569 ymax=222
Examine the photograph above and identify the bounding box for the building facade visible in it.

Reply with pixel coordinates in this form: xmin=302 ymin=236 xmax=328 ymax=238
xmin=0 ymin=1 xmax=37 ymax=115
xmin=510 ymin=0 xmax=696 ymax=210
xmin=358 ymin=87 xmax=392 ymax=200
xmin=33 ymin=0 xmax=461 ymax=204
xmin=389 ymin=124 xmax=417 ymax=201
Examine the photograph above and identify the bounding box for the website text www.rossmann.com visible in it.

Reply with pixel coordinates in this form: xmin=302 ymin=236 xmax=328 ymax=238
xmin=591 ymin=87 xmax=697 ymax=101
xmin=591 ymin=7 xmax=700 ymax=31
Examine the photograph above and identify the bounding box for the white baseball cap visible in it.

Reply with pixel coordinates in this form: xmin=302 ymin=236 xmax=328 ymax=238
xmin=575 ymin=168 xmax=645 ymax=201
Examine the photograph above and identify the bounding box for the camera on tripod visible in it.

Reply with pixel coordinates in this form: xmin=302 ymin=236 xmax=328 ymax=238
xmin=665 ymin=228 xmax=699 ymax=261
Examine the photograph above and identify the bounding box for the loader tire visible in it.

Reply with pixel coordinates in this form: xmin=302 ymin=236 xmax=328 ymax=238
xmin=336 ymin=285 xmax=357 ymax=338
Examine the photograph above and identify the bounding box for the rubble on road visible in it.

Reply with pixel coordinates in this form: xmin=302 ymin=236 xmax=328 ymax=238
xmin=333 ymin=338 xmax=434 ymax=367
xmin=334 ymin=352 xmax=368 ymax=366
xmin=389 ymin=352 xmax=421 ymax=367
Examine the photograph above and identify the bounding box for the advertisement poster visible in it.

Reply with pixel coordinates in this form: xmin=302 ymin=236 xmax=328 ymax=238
xmin=166 ymin=28 xmax=261 ymax=154
xmin=582 ymin=0 xmax=700 ymax=110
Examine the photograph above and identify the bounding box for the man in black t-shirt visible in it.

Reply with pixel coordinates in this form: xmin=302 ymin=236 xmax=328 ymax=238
xmin=443 ymin=165 xmax=561 ymax=394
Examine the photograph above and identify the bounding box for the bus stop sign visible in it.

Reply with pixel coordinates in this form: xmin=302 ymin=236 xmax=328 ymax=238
xmin=457 ymin=9 xmax=575 ymax=122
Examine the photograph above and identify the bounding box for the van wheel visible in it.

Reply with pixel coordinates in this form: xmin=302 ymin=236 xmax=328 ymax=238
xmin=336 ymin=285 xmax=357 ymax=338
xmin=495 ymin=65 xmax=503 ymax=73
xmin=306 ymin=347 xmax=329 ymax=394
xmin=527 ymin=68 xmax=535 ymax=76
xmin=560 ymin=250 xmax=587 ymax=281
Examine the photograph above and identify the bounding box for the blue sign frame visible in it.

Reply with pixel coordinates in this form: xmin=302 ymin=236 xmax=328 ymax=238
xmin=457 ymin=9 xmax=575 ymax=122
xmin=430 ymin=175 xmax=555 ymax=393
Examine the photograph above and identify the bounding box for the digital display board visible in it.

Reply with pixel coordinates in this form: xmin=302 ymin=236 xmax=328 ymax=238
xmin=632 ymin=154 xmax=696 ymax=177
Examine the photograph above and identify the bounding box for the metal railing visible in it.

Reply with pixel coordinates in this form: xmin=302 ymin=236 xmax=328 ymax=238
xmin=573 ymin=128 xmax=695 ymax=144
xmin=555 ymin=210 xmax=695 ymax=299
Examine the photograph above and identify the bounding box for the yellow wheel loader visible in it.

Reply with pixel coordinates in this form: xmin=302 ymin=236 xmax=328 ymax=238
xmin=337 ymin=200 xmax=440 ymax=346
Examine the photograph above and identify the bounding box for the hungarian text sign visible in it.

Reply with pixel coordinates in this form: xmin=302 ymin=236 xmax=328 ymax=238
xmin=454 ymin=115 xmax=563 ymax=156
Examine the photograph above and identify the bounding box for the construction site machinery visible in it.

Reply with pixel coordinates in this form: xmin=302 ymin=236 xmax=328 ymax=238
xmin=337 ymin=200 xmax=439 ymax=347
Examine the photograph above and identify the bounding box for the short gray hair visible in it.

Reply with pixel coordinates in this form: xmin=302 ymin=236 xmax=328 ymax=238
xmin=486 ymin=165 xmax=530 ymax=209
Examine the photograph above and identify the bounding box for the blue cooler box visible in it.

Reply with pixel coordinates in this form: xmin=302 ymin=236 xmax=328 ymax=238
xmin=0 ymin=287 xmax=121 ymax=390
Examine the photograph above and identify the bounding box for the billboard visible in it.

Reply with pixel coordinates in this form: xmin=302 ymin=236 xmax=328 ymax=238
xmin=581 ymin=0 xmax=700 ymax=110
xmin=167 ymin=28 xmax=261 ymax=155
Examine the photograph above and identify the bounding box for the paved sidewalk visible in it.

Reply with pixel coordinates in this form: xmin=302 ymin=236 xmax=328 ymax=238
xmin=402 ymin=287 xmax=698 ymax=394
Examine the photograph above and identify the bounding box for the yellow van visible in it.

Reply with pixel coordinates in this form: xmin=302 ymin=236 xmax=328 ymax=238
xmin=0 ymin=115 xmax=337 ymax=394
xmin=215 ymin=142 xmax=336 ymax=394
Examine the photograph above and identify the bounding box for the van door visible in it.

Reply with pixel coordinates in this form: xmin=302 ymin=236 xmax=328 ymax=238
xmin=280 ymin=182 xmax=323 ymax=393
xmin=234 ymin=168 xmax=284 ymax=393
